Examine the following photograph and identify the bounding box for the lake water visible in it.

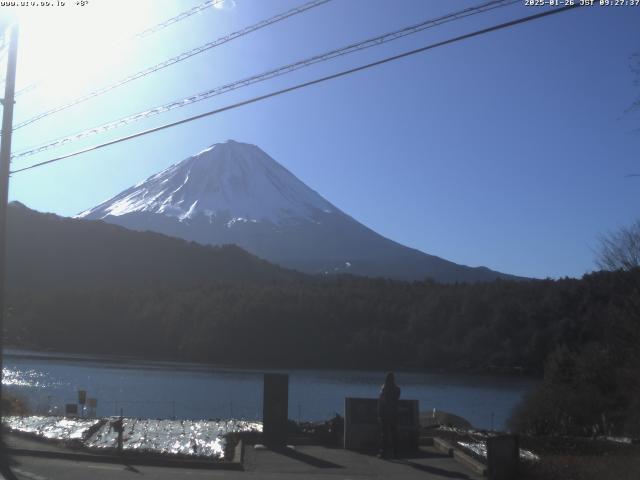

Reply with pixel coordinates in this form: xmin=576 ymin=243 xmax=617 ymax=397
xmin=3 ymin=349 xmax=538 ymax=431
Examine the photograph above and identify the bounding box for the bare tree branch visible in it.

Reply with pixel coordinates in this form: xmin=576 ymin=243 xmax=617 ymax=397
xmin=597 ymin=220 xmax=640 ymax=271
xmin=629 ymin=51 xmax=640 ymax=114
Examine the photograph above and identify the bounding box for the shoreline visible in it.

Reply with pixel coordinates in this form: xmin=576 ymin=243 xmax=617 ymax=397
xmin=4 ymin=346 xmax=541 ymax=379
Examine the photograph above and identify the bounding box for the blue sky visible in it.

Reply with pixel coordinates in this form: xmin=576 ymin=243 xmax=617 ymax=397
xmin=5 ymin=0 xmax=640 ymax=279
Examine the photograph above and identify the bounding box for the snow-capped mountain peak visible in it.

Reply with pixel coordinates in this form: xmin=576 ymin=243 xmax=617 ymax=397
xmin=77 ymin=140 xmax=334 ymax=225
xmin=77 ymin=139 xmax=519 ymax=283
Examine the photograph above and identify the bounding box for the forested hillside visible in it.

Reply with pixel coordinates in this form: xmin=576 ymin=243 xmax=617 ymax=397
xmin=6 ymin=202 xmax=299 ymax=289
xmin=7 ymin=269 xmax=638 ymax=377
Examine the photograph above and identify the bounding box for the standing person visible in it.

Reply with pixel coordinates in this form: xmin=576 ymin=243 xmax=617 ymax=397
xmin=377 ymin=372 xmax=401 ymax=458
xmin=111 ymin=413 xmax=124 ymax=454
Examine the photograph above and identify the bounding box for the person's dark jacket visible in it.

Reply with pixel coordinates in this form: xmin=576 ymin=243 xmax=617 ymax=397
xmin=378 ymin=383 xmax=401 ymax=423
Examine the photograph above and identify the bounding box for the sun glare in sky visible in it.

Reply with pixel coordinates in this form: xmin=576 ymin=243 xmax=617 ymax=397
xmin=10 ymin=1 xmax=155 ymax=96
xmin=213 ymin=0 xmax=236 ymax=10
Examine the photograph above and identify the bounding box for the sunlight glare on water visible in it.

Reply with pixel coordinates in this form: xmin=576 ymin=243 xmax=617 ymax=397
xmin=2 ymin=367 xmax=52 ymax=387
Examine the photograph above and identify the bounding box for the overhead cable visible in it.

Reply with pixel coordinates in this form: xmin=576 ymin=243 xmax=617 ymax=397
xmin=12 ymin=0 xmax=517 ymax=159
xmin=12 ymin=0 xmax=332 ymax=130
xmin=134 ymin=0 xmax=225 ymax=39
xmin=10 ymin=4 xmax=581 ymax=175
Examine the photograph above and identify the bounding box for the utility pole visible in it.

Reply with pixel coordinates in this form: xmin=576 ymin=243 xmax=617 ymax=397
xmin=0 ymin=22 xmax=19 ymax=445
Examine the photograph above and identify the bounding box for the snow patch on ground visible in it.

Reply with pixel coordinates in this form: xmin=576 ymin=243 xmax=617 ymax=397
xmin=5 ymin=416 xmax=100 ymax=441
xmin=4 ymin=416 xmax=262 ymax=460
xmin=87 ymin=418 xmax=261 ymax=458
xmin=456 ymin=440 xmax=540 ymax=463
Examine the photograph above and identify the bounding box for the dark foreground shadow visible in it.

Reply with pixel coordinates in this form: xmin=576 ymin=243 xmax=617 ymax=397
xmin=123 ymin=461 xmax=141 ymax=473
xmin=395 ymin=449 xmax=451 ymax=460
xmin=1 ymin=467 xmax=18 ymax=480
xmin=1 ymin=450 xmax=22 ymax=480
xmin=389 ymin=459 xmax=472 ymax=479
xmin=5 ymin=454 xmax=141 ymax=476
xmin=361 ymin=448 xmax=450 ymax=461
xmin=269 ymin=446 xmax=344 ymax=469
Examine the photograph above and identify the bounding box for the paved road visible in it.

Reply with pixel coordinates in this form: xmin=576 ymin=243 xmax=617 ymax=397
xmin=244 ymin=444 xmax=482 ymax=479
xmin=6 ymin=444 xmax=482 ymax=480
xmin=8 ymin=456 xmax=228 ymax=480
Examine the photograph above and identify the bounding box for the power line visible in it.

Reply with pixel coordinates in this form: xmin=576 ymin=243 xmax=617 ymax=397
xmin=133 ymin=0 xmax=225 ymax=40
xmin=12 ymin=0 xmax=517 ymax=159
xmin=12 ymin=0 xmax=226 ymax=99
xmin=14 ymin=83 xmax=36 ymax=98
xmin=13 ymin=0 xmax=511 ymax=138
xmin=10 ymin=4 xmax=581 ymax=175
xmin=12 ymin=0 xmax=332 ymax=131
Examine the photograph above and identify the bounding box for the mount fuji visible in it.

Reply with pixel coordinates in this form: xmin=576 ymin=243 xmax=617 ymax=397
xmin=78 ymin=140 xmax=518 ymax=282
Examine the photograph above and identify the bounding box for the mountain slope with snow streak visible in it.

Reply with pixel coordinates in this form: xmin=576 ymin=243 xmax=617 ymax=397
xmin=78 ymin=140 xmax=520 ymax=283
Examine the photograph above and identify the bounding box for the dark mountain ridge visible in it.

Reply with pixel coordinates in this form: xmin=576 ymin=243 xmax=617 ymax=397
xmin=6 ymin=201 xmax=300 ymax=291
